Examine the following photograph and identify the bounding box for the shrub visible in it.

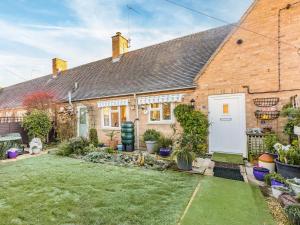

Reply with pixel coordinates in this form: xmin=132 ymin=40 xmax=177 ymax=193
xmin=143 ymin=129 xmax=161 ymax=142
xmin=275 ymin=143 xmax=300 ymax=165
xmin=174 ymin=104 xmax=209 ymax=155
xmin=56 ymin=137 xmax=90 ymax=156
xmin=285 ymin=205 xmax=300 ymax=225
xmin=264 ymin=133 xmax=279 ymax=153
xmin=158 ymin=136 xmax=173 ymax=148
xmin=22 ymin=110 xmax=52 ymax=142
xmin=89 ymin=128 xmax=99 ymax=147
xmin=264 ymin=172 xmax=286 ymax=186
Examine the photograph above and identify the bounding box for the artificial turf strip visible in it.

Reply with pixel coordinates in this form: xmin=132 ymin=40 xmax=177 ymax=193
xmin=213 ymin=167 xmax=244 ymax=181
xmin=180 ymin=177 xmax=276 ymax=225
xmin=0 ymin=154 xmax=199 ymax=225
xmin=211 ymin=152 xmax=244 ymax=165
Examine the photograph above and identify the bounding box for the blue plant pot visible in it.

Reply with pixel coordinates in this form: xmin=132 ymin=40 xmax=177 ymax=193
xmin=253 ymin=167 xmax=269 ymax=181
xmin=159 ymin=148 xmax=171 ymax=157
xmin=271 ymin=179 xmax=285 ymax=187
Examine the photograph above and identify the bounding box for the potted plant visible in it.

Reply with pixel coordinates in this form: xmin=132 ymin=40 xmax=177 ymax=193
xmin=253 ymin=167 xmax=269 ymax=181
xmin=264 ymin=172 xmax=286 ymax=187
xmin=106 ymin=131 xmax=118 ymax=150
xmin=143 ymin=129 xmax=161 ymax=154
xmin=172 ymin=147 xmax=195 ymax=171
xmin=287 ymin=178 xmax=300 ymax=195
xmin=158 ymin=136 xmax=173 ymax=157
xmin=171 ymin=133 xmax=195 ymax=171
xmin=264 ymin=133 xmax=279 ymax=158
xmin=285 ymin=205 xmax=300 ymax=225
xmin=274 ymin=143 xmax=300 ymax=179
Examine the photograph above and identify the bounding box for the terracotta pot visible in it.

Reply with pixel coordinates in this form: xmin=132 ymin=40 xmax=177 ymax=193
xmin=108 ymin=140 xmax=118 ymax=150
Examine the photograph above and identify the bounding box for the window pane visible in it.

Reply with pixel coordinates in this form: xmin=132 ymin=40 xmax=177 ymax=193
xmin=111 ymin=106 xmax=118 ymax=111
xmin=162 ymin=103 xmax=171 ymax=120
xmin=80 ymin=108 xmax=87 ymax=124
xmin=150 ymin=103 xmax=160 ymax=109
xmin=120 ymin=106 xmax=127 ymax=124
xmin=111 ymin=111 xmax=119 ymax=127
xmin=150 ymin=110 xmax=160 ymax=121
xmin=103 ymin=107 xmax=110 ymax=126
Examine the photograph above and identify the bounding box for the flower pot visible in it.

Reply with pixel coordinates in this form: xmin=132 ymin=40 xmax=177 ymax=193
xmin=7 ymin=150 xmax=17 ymax=159
xmin=258 ymin=154 xmax=275 ymax=173
xmin=145 ymin=141 xmax=157 ymax=154
xmin=108 ymin=140 xmax=118 ymax=150
xmin=275 ymin=160 xmax=300 ymax=179
xmin=177 ymin=157 xmax=192 ymax=171
xmin=271 ymin=179 xmax=285 ymax=187
xmin=253 ymin=167 xmax=269 ymax=181
xmin=159 ymin=147 xmax=171 ymax=157
xmin=271 ymin=186 xmax=289 ymax=199
xmin=287 ymin=178 xmax=300 ymax=195
xmin=294 ymin=126 xmax=300 ymax=135
xmin=31 ymin=147 xmax=41 ymax=154
xmin=117 ymin=144 xmax=123 ymax=151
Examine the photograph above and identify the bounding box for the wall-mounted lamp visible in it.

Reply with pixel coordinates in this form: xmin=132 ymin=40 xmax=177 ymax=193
xmin=190 ymin=99 xmax=195 ymax=109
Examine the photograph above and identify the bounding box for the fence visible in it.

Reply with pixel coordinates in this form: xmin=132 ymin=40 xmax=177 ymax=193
xmin=0 ymin=117 xmax=29 ymax=144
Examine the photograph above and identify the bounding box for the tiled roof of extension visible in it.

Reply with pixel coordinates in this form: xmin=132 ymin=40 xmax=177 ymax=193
xmin=0 ymin=24 xmax=233 ymax=109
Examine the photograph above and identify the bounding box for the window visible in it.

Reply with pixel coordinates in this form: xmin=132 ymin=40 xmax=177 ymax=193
xmin=102 ymin=106 xmax=128 ymax=129
xmin=149 ymin=103 xmax=173 ymax=123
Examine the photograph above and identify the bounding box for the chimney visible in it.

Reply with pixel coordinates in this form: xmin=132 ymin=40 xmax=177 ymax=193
xmin=52 ymin=58 xmax=67 ymax=77
xmin=112 ymin=32 xmax=129 ymax=61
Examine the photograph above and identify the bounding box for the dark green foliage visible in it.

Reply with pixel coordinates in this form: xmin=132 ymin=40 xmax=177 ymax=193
xmin=264 ymin=172 xmax=286 ymax=186
xmin=281 ymin=105 xmax=300 ymax=142
xmin=89 ymin=128 xmax=99 ymax=147
xmin=56 ymin=137 xmax=90 ymax=156
xmin=158 ymin=136 xmax=173 ymax=148
xmin=143 ymin=129 xmax=161 ymax=142
xmin=264 ymin=133 xmax=279 ymax=153
xmin=174 ymin=104 xmax=209 ymax=155
xmin=285 ymin=205 xmax=300 ymax=225
xmin=22 ymin=110 xmax=52 ymax=142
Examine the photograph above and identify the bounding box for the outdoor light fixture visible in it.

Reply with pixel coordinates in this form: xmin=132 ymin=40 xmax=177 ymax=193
xmin=190 ymin=99 xmax=195 ymax=108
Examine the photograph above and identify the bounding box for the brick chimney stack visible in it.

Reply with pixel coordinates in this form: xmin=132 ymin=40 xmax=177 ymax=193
xmin=112 ymin=32 xmax=129 ymax=61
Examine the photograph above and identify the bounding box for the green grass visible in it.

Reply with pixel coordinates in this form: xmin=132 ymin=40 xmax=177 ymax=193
xmin=181 ymin=177 xmax=275 ymax=225
xmin=0 ymin=154 xmax=199 ymax=225
xmin=211 ymin=152 xmax=244 ymax=164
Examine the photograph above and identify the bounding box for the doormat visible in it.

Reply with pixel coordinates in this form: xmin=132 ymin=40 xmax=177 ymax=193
xmin=213 ymin=163 xmax=244 ymax=181
xmin=211 ymin=152 xmax=244 ymax=165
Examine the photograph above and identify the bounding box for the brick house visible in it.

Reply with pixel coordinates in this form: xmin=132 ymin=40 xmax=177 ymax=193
xmin=0 ymin=0 xmax=299 ymax=157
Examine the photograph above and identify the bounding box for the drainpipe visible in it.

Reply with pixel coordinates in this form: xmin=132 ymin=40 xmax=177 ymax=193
xmin=134 ymin=93 xmax=140 ymax=150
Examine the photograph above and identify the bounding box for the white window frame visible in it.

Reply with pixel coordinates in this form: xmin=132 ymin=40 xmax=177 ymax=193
xmin=101 ymin=106 xmax=129 ymax=129
xmin=148 ymin=103 xmax=174 ymax=124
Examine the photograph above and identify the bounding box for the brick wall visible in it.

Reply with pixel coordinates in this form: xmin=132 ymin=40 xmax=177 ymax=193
xmin=192 ymin=0 xmax=300 ymax=137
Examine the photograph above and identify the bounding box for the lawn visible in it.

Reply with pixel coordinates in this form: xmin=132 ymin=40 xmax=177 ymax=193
xmin=181 ymin=176 xmax=275 ymax=225
xmin=0 ymin=154 xmax=199 ymax=225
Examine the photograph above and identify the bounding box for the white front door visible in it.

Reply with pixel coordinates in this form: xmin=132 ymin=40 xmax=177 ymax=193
xmin=208 ymin=93 xmax=247 ymax=157
xmin=78 ymin=106 xmax=89 ymax=138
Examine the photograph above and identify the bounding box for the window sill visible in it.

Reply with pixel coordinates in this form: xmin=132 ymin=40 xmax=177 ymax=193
xmin=147 ymin=121 xmax=175 ymax=125
xmin=101 ymin=127 xmax=121 ymax=131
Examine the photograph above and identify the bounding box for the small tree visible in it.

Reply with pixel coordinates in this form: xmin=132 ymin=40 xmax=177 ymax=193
xmin=23 ymin=91 xmax=55 ymax=112
xmin=22 ymin=110 xmax=52 ymax=142
xmin=89 ymin=128 xmax=99 ymax=147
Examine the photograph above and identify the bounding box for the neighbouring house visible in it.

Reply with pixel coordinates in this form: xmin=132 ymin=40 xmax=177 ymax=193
xmin=0 ymin=0 xmax=299 ymax=157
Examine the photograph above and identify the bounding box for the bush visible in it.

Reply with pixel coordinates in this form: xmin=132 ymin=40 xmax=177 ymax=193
xmin=158 ymin=136 xmax=173 ymax=148
xmin=89 ymin=128 xmax=99 ymax=147
xmin=56 ymin=137 xmax=90 ymax=156
xmin=285 ymin=205 xmax=300 ymax=225
xmin=143 ymin=129 xmax=161 ymax=142
xmin=22 ymin=110 xmax=52 ymax=142
xmin=264 ymin=133 xmax=279 ymax=153
xmin=264 ymin=172 xmax=286 ymax=186
xmin=174 ymin=104 xmax=209 ymax=155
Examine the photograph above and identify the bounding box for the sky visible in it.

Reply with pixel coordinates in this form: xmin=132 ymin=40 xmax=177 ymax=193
xmin=0 ymin=0 xmax=253 ymax=87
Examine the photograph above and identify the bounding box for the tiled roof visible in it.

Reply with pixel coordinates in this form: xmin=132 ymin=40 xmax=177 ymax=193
xmin=0 ymin=24 xmax=233 ymax=109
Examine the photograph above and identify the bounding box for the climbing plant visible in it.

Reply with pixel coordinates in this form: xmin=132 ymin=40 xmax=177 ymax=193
xmin=174 ymin=104 xmax=209 ymax=155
